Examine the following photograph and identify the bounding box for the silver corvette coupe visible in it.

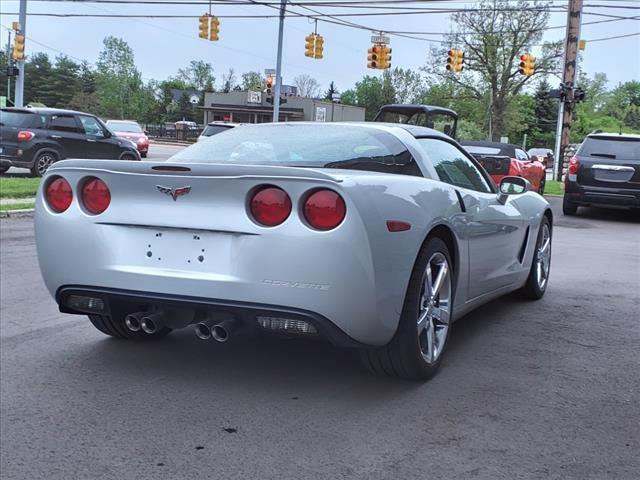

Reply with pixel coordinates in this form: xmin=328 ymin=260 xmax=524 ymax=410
xmin=35 ymin=123 xmax=552 ymax=380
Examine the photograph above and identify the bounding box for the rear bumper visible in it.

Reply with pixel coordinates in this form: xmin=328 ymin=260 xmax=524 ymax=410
xmin=57 ymin=286 xmax=365 ymax=347
xmin=565 ymin=182 xmax=640 ymax=208
xmin=0 ymin=157 xmax=13 ymax=168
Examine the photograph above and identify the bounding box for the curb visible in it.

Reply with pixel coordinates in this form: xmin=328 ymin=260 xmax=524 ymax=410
xmin=0 ymin=208 xmax=34 ymax=218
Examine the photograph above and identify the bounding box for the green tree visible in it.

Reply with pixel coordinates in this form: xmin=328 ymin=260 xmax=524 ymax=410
xmin=95 ymin=36 xmax=143 ymax=119
xmin=341 ymin=73 xmax=395 ymax=120
xmin=424 ymin=0 xmax=562 ymax=140
xmin=529 ymin=79 xmax=558 ymax=147
xmin=324 ymin=81 xmax=339 ymax=101
xmin=389 ymin=67 xmax=424 ymax=104
xmin=177 ymin=60 xmax=215 ymax=91
xmin=241 ymin=71 xmax=264 ymax=91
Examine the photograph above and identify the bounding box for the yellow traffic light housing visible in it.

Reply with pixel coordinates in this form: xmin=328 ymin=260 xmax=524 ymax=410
xmin=305 ymin=34 xmax=315 ymax=58
xmin=446 ymin=49 xmax=464 ymax=73
xmin=519 ymin=53 xmax=535 ymax=76
xmin=198 ymin=14 xmax=209 ymax=39
xmin=314 ymin=35 xmax=324 ymax=59
xmin=209 ymin=16 xmax=220 ymax=41
xmin=13 ymin=34 xmax=25 ymax=61
xmin=368 ymin=44 xmax=391 ymax=70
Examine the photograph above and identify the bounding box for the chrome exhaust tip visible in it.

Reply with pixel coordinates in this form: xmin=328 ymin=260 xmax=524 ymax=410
xmin=212 ymin=319 xmax=236 ymax=343
xmin=194 ymin=320 xmax=215 ymax=340
xmin=140 ymin=312 xmax=164 ymax=334
xmin=125 ymin=312 xmax=144 ymax=332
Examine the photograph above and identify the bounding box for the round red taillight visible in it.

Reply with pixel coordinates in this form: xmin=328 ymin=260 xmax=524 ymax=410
xmin=568 ymin=155 xmax=579 ymax=175
xmin=17 ymin=131 xmax=34 ymax=142
xmin=303 ymin=189 xmax=346 ymax=231
xmin=250 ymin=186 xmax=291 ymax=227
xmin=45 ymin=176 xmax=73 ymax=213
xmin=81 ymin=177 xmax=111 ymax=215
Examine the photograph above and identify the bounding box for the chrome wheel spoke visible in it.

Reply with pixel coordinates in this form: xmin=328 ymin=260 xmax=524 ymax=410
xmin=417 ymin=309 xmax=429 ymax=335
xmin=431 ymin=263 xmax=448 ymax=299
xmin=425 ymin=318 xmax=436 ymax=363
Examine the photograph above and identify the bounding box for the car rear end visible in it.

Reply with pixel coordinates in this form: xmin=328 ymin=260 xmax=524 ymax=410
xmin=564 ymin=134 xmax=640 ymax=210
xmin=0 ymin=108 xmax=47 ymax=169
xmin=35 ymin=160 xmax=393 ymax=347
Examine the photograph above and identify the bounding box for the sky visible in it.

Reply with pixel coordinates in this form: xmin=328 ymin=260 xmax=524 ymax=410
xmin=1 ymin=0 xmax=639 ymax=93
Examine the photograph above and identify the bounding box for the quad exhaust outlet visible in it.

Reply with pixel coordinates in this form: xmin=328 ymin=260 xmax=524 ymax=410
xmin=194 ymin=318 xmax=236 ymax=342
xmin=140 ymin=312 xmax=165 ymax=334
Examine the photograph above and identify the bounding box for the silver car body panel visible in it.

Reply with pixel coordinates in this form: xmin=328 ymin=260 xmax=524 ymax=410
xmin=35 ymin=124 xmax=550 ymax=346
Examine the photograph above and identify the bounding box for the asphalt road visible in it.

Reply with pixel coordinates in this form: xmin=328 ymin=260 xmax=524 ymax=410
xmin=1 ymin=198 xmax=638 ymax=480
xmin=2 ymin=142 xmax=185 ymax=177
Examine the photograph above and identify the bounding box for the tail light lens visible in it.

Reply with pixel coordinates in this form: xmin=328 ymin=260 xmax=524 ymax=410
xmin=568 ymin=155 xmax=579 ymax=175
xmin=81 ymin=177 xmax=111 ymax=214
xmin=250 ymin=186 xmax=291 ymax=227
xmin=303 ymin=189 xmax=346 ymax=231
xmin=17 ymin=131 xmax=34 ymax=142
xmin=45 ymin=176 xmax=73 ymax=213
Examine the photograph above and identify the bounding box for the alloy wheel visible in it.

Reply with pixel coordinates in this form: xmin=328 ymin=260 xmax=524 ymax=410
xmin=536 ymin=223 xmax=551 ymax=290
xmin=37 ymin=154 xmax=55 ymax=176
xmin=417 ymin=252 xmax=451 ymax=365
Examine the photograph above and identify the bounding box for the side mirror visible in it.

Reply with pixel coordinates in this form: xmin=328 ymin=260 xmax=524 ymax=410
xmin=497 ymin=176 xmax=531 ymax=204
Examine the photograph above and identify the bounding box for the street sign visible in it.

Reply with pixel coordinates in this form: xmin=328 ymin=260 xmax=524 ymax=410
xmin=315 ymin=106 xmax=327 ymax=122
xmin=247 ymin=91 xmax=262 ymax=104
xmin=264 ymin=68 xmax=276 ymax=75
xmin=371 ymin=34 xmax=390 ymax=45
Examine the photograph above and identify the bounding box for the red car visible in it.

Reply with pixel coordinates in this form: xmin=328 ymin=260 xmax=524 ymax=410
xmin=106 ymin=120 xmax=149 ymax=158
xmin=462 ymin=141 xmax=546 ymax=194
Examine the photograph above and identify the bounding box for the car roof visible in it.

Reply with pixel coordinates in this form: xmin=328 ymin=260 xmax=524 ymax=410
xmin=106 ymin=119 xmax=140 ymax=124
xmin=461 ymin=140 xmax=522 ymax=149
xmin=587 ymin=132 xmax=640 ymax=140
xmin=1 ymin=107 xmax=91 ymax=116
xmin=206 ymin=122 xmax=240 ymax=127
xmin=378 ymin=104 xmax=458 ymax=118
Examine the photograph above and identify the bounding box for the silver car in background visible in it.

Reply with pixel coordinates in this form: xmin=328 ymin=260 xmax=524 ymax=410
xmin=34 ymin=123 xmax=552 ymax=380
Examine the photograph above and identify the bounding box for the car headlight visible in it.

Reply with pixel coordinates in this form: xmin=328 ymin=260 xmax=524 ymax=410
xmin=137 ymin=137 xmax=146 ymax=144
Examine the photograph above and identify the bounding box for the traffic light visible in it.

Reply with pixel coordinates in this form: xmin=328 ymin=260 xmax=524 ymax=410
xmin=198 ymin=14 xmax=209 ymax=39
xmin=574 ymin=87 xmax=586 ymax=103
xmin=265 ymin=75 xmax=274 ymax=96
xmin=314 ymin=35 xmax=324 ymax=59
xmin=209 ymin=16 xmax=220 ymax=41
xmin=305 ymin=34 xmax=315 ymax=58
xmin=446 ymin=49 xmax=464 ymax=73
xmin=519 ymin=53 xmax=535 ymax=76
xmin=368 ymin=44 xmax=392 ymax=69
xmin=12 ymin=34 xmax=25 ymax=61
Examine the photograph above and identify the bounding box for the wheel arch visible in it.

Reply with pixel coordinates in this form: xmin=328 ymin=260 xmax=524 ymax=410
xmin=543 ymin=207 xmax=553 ymax=232
xmin=33 ymin=146 xmax=62 ymax=165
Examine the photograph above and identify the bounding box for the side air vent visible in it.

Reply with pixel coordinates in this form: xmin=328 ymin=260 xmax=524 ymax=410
xmin=518 ymin=226 xmax=530 ymax=264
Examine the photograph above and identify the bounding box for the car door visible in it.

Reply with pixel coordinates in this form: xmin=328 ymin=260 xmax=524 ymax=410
xmin=76 ymin=115 xmax=121 ymax=159
xmin=515 ymin=148 xmax=541 ymax=189
xmin=47 ymin=114 xmax=86 ymax=159
xmin=417 ymin=138 xmax=526 ymax=299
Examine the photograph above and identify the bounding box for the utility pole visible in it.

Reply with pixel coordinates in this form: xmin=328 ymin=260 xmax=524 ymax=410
xmin=15 ymin=0 xmax=27 ymax=107
xmin=553 ymin=0 xmax=582 ymax=181
xmin=5 ymin=30 xmax=11 ymax=104
xmin=272 ymin=0 xmax=286 ymax=122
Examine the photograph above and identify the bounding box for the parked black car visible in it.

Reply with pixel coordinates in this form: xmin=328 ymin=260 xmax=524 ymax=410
xmin=563 ymin=133 xmax=640 ymax=215
xmin=0 ymin=108 xmax=140 ymax=176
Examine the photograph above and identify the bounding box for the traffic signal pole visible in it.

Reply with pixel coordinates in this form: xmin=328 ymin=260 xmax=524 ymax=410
xmin=15 ymin=0 xmax=27 ymax=107
xmin=553 ymin=0 xmax=583 ymax=181
xmin=272 ymin=0 xmax=286 ymax=122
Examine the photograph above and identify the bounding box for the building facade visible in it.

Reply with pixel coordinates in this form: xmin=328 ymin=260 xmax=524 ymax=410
xmin=201 ymin=91 xmax=365 ymax=124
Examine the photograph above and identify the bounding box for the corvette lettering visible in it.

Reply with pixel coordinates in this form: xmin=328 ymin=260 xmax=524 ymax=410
xmin=262 ymin=279 xmax=330 ymax=291
xmin=156 ymin=185 xmax=192 ymax=201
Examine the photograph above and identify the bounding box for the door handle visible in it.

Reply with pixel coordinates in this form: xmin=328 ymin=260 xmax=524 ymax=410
xmin=49 ymin=135 xmax=62 ymax=139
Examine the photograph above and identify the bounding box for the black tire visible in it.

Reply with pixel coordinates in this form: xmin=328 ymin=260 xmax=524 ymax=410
xmin=30 ymin=151 xmax=58 ymax=177
xmin=360 ymin=237 xmax=454 ymax=380
xmin=562 ymin=195 xmax=578 ymax=215
xmin=141 ymin=152 xmax=147 ymax=158
xmin=121 ymin=153 xmax=138 ymax=161
xmin=88 ymin=313 xmax=172 ymax=340
xmin=519 ymin=216 xmax=552 ymax=300
xmin=538 ymin=177 xmax=546 ymax=195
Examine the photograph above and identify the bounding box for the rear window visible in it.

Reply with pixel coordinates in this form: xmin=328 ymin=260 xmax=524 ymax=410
xmin=578 ymin=136 xmax=640 ymax=160
xmin=201 ymin=125 xmax=232 ymax=137
xmin=464 ymin=146 xmax=502 ymax=155
xmin=0 ymin=110 xmax=46 ymax=128
xmin=172 ymin=124 xmax=421 ymax=176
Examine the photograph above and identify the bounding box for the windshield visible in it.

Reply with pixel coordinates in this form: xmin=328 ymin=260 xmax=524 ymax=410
xmin=578 ymin=136 xmax=640 ymax=161
xmin=528 ymin=148 xmax=551 ymax=156
xmin=172 ymin=124 xmax=414 ymax=172
xmin=202 ymin=125 xmax=233 ymax=137
xmin=107 ymin=121 xmax=143 ymax=133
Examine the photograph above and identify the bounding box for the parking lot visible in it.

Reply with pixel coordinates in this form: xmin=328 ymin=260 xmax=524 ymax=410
xmin=1 ymin=198 xmax=638 ymax=480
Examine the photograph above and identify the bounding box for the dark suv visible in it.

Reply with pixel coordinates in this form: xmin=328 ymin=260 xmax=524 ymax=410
xmin=563 ymin=133 xmax=640 ymax=215
xmin=0 ymin=108 xmax=140 ymax=176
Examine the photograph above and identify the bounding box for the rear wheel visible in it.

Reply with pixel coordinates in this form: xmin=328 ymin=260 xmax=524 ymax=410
xmin=360 ymin=237 xmax=453 ymax=380
xmin=88 ymin=313 xmax=171 ymax=340
xmin=121 ymin=153 xmax=138 ymax=161
xmin=562 ymin=195 xmax=578 ymax=215
xmin=519 ymin=216 xmax=552 ymax=300
xmin=31 ymin=151 xmax=58 ymax=177
xmin=141 ymin=152 xmax=147 ymax=158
